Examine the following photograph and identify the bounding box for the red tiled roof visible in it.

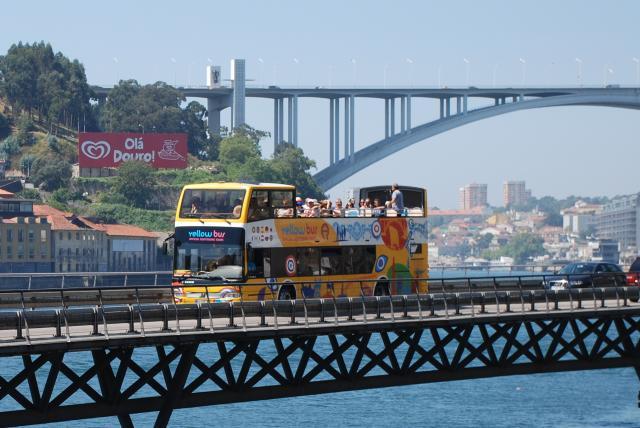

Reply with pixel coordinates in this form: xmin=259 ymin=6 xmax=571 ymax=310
xmin=0 ymin=189 xmax=14 ymax=198
xmin=77 ymin=217 xmax=157 ymax=238
xmin=33 ymin=205 xmax=72 ymax=217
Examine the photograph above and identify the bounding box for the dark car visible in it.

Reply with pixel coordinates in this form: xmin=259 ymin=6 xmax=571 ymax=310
xmin=543 ymin=262 xmax=626 ymax=290
xmin=626 ymin=257 xmax=640 ymax=301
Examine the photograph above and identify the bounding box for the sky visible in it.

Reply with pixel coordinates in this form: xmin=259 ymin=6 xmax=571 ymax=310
xmin=3 ymin=0 xmax=640 ymax=208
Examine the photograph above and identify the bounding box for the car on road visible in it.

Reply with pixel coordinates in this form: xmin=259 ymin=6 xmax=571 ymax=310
xmin=543 ymin=262 xmax=626 ymax=290
xmin=626 ymin=257 xmax=640 ymax=302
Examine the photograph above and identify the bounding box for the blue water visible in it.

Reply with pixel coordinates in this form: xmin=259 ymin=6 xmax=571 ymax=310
xmin=4 ymin=339 xmax=639 ymax=427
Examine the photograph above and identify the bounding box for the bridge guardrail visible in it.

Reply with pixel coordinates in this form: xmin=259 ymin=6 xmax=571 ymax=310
xmin=0 ymin=272 xmax=636 ymax=346
xmin=0 ymin=271 xmax=172 ymax=290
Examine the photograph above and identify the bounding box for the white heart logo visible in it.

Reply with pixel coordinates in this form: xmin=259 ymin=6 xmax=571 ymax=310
xmin=81 ymin=140 xmax=111 ymax=160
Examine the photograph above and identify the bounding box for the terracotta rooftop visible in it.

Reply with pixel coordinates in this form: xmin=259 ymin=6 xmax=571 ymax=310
xmin=0 ymin=189 xmax=15 ymax=198
xmin=78 ymin=217 xmax=157 ymax=238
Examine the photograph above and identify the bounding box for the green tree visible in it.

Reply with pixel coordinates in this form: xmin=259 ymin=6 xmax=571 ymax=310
xmin=110 ymin=161 xmax=156 ymax=208
xmin=0 ymin=135 xmax=20 ymax=157
xmin=267 ymin=142 xmax=324 ymax=199
xmin=500 ymin=233 xmax=545 ymax=264
xmin=0 ymin=112 xmax=9 ymax=138
xmin=19 ymin=154 xmax=36 ymax=176
xmin=31 ymin=155 xmax=71 ymax=191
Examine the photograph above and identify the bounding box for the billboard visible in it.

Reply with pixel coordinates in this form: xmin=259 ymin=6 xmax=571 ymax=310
xmin=78 ymin=133 xmax=188 ymax=169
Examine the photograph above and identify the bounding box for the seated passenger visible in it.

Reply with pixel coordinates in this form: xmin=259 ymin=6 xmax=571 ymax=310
xmin=372 ymin=198 xmax=385 ymax=217
xmin=333 ymin=199 xmax=344 ymax=217
xmin=191 ymin=197 xmax=201 ymax=214
xmin=320 ymin=200 xmax=333 ymax=217
xmin=232 ymin=205 xmax=242 ymax=218
xmin=304 ymin=199 xmax=320 ymax=217
xmin=295 ymin=197 xmax=304 ymax=215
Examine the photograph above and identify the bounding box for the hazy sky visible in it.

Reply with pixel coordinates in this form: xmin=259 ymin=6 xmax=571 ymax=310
xmin=3 ymin=0 xmax=640 ymax=208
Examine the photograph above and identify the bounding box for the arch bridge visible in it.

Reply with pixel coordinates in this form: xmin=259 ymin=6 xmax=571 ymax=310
xmin=92 ymin=83 xmax=640 ymax=190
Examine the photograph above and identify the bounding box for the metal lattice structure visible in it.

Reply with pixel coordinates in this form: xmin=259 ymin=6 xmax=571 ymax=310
xmin=1 ymin=305 xmax=639 ymax=427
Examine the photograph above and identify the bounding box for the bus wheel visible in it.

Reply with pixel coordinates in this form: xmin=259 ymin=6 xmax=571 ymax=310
xmin=374 ymin=281 xmax=390 ymax=296
xmin=278 ymin=285 xmax=296 ymax=300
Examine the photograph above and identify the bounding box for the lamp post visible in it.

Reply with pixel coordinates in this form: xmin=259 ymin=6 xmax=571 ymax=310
xmin=603 ymin=66 xmax=614 ymax=86
xmin=492 ymin=63 xmax=499 ymax=88
xmin=113 ymin=57 xmax=119 ymax=83
xmin=406 ymin=58 xmax=414 ymax=87
xmin=383 ymin=63 xmax=389 ymax=88
xmin=293 ymin=58 xmax=300 ymax=87
xmin=575 ymin=58 xmax=582 ymax=86
xmin=463 ymin=58 xmax=470 ymax=86
xmin=519 ymin=58 xmax=526 ymax=86
xmin=351 ymin=58 xmax=357 ymax=86
xmin=257 ymin=58 xmax=264 ymax=86
xmin=170 ymin=57 xmax=177 ymax=87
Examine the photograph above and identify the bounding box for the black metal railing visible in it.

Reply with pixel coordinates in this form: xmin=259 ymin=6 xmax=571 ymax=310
xmin=0 ymin=272 xmax=636 ymax=346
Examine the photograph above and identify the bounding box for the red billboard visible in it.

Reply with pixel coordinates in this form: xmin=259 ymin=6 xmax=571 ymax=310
xmin=78 ymin=133 xmax=188 ymax=169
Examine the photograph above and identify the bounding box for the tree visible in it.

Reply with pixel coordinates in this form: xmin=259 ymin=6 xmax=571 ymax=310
xmin=110 ymin=161 xmax=156 ymax=208
xmin=500 ymin=233 xmax=545 ymax=264
xmin=31 ymin=155 xmax=71 ymax=191
xmin=268 ymin=142 xmax=324 ymax=199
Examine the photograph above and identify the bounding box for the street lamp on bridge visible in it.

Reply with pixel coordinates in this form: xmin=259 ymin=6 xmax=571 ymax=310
xmin=463 ymin=58 xmax=470 ymax=86
xmin=575 ymin=58 xmax=583 ymax=86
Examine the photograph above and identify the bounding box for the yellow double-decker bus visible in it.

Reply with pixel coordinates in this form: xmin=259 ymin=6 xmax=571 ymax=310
xmin=169 ymin=182 xmax=428 ymax=302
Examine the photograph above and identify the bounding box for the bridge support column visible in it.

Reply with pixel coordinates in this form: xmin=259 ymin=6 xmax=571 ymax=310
xmin=278 ymin=98 xmax=284 ymax=145
xmin=206 ymin=99 xmax=221 ymax=136
xmin=406 ymin=95 xmax=411 ymax=131
xmin=463 ymin=94 xmax=468 ymax=114
xmin=512 ymin=96 xmax=517 ymax=103
xmin=445 ymin=97 xmax=451 ymax=117
xmin=456 ymin=97 xmax=461 ymax=114
xmin=333 ymin=98 xmax=340 ymax=163
xmin=400 ymin=96 xmax=406 ymax=133
xmin=330 ymin=99 xmax=335 ymax=165
xmin=390 ymin=98 xmax=395 ymax=135
xmin=439 ymin=98 xmax=444 ymax=118
xmin=273 ymin=98 xmax=280 ymax=153
xmin=349 ymin=95 xmax=355 ymax=160
xmin=292 ymin=96 xmax=298 ymax=146
xmin=344 ymin=97 xmax=350 ymax=158
xmin=287 ymin=97 xmax=293 ymax=146
xmin=384 ymin=99 xmax=390 ymax=138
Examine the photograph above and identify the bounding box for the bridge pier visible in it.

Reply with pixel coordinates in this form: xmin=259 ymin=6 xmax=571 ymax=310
xmin=329 ymin=99 xmax=335 ymax=165
xmin=273 ymin=99 xmax=280 ymax=152
xmin=349 ymin=96 xmax=355 ymax=159
xmin=439 ymin=98 xmax=444 ymax=118
xmin=384 ymin=98 xmax=390 ymax=138
xmin=406 ymin=95 xmax=411 ymax=131
xmin=333 ymin=98 xmax=340 ymax=163
xmin=401 ymin=96 xmax=406 ymax=133
xmin=445 ymin=97 xmax=451 ymax=117
xmin=390 ymin=98 xmax=396 ymax=135
xmin=456 ymin=97 xmax=461 ymax=114
xmin=463 ymin=94 xmax=468 ymax=114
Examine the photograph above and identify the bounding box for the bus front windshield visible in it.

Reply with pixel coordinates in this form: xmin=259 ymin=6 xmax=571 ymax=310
xmin=174 ymin=227 xmax=244 ymax=279
xmin=180 ymin=189 xmax=246 ymax=219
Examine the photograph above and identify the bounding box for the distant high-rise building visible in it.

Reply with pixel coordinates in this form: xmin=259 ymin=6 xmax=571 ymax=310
xmin=596 ymin=193 xmax=640 ymax=251
xmin=503 ymin=180 xmax=529 ymax=207
xmin=459 ymin=183 xmax=488 ymax=210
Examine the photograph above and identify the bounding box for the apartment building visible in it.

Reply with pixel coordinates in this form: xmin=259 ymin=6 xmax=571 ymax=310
xmin=459 ymin=183 xmax=488 ymax=210
xmin=596 ymin=193 xmax=640 ymax=251
xmin=503 ymin=180 xmax=530 ymax=207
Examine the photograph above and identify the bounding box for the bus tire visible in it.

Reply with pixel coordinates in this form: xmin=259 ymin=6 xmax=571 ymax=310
xmin=278 ymin=284 xmax=296 ymax=300
xmin=374 ymin=281 xmax=390 ymax=296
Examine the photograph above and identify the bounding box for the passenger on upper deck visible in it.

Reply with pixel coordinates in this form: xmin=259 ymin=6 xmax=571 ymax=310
xmin=333 ymin=199 xmax=343 ymax=217
xmin=304 ymin=199 xmax=320 ymax=217
xmin=387 ymin=183 xmax=404 ymax=213
xmin=190 ymin=197 xmax=201 ymax=214
xmin=295 ymin=197 xmax=304 ymax=216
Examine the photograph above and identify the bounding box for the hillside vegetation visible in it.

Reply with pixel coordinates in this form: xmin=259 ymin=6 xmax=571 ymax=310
xmin=0 ymin=41 xmax=325 ymax=231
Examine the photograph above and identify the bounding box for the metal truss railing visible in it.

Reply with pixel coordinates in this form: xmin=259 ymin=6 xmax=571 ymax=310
xmin=0 ymin=275 xmax=638 ymax=427
xmin=0 ymin=271 xmax=172 ymax=291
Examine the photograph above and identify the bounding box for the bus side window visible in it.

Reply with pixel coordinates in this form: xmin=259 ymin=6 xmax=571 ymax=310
xmin=249 ymin=191 xmax=270 ymax=221
xmin=248 ymin=247 xmax=270 ymax=278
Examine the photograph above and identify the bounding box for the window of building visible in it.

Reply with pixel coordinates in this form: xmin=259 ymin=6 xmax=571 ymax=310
xmin=7 ymin=230 xmax=13 ymax=242
xmin=76 ymin=232 xmax=80 ymax=240
xmin=18 ymin=229 xmax=23 ymax=242
xmin=76 ymin=248 xmax=79 ymax=256
xmin=28 ymin=230 xmax=34 ymax=242
xmin=67 ymin=232 xmax=71 ymax=240
xmin=41 ymin=246 xmax=47 ymax=258
xmin=17 ymin=244 xmax=24 ymax=259
xmin=67 ymin=248 xmax=71 ymax=257
xmin=40 ymin=230 xmax=47 ymax=243
xmin=59 ymin=248 xmax=63 ymax=256
xmin=28 ymin=247 xmax=34 ymax=259
xmin=59 ymin=232 xmax=63 ymax=241
xmin=7 ymin=246 xmax=12 ymax=259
